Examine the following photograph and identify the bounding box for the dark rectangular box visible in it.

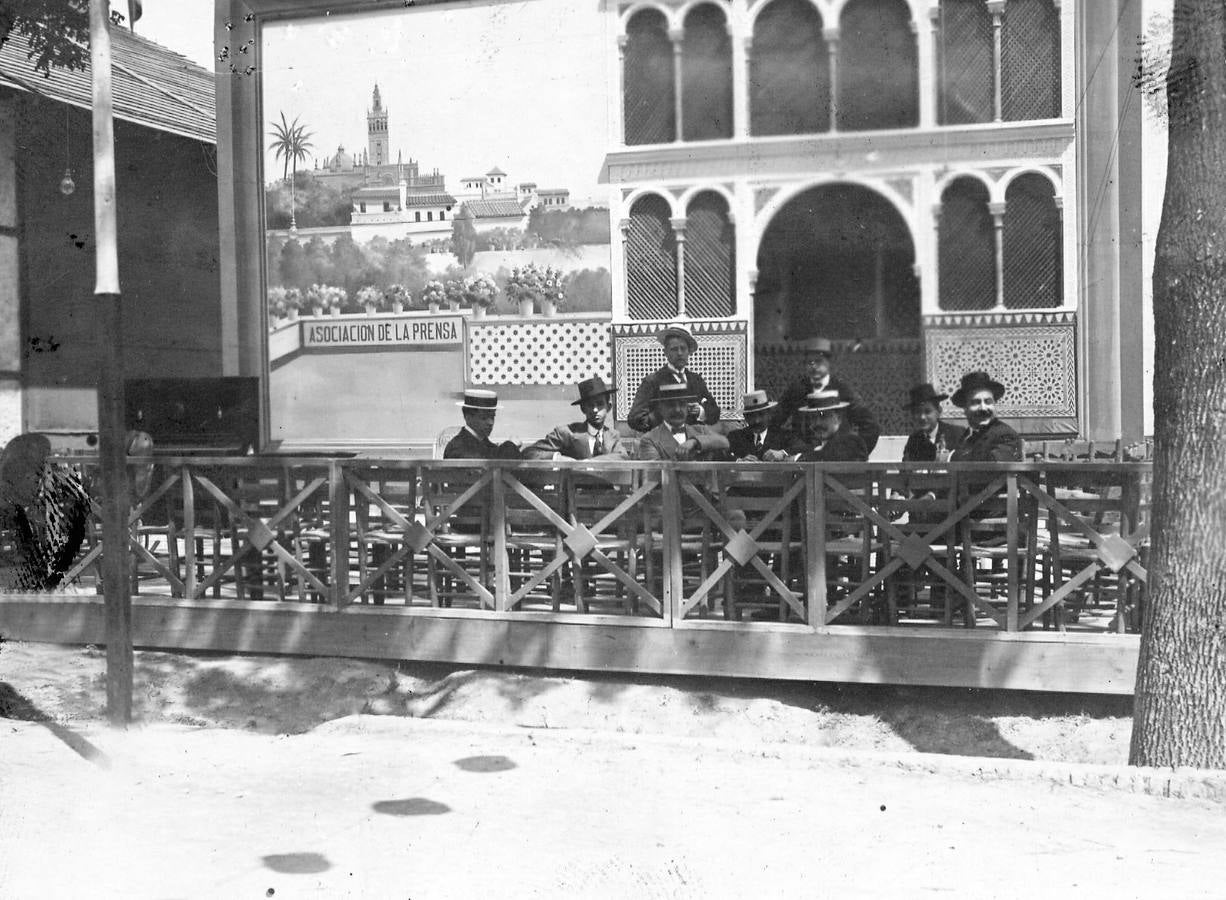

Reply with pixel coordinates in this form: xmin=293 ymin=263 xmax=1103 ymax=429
xmin=124 ymin=377 xmax=260 ymax=454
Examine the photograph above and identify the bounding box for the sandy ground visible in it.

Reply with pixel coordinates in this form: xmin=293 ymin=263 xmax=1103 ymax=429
xmin=3 ymin=716 xmax=1225 ymax=899
xmin=3 ymin=642 xmax=1224 ymax=898
xmin=0 ymin=641 xmax=1136 ymax=764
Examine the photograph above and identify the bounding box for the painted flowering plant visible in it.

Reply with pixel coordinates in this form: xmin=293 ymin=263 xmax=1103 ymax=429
xmin=305 ymin=283 xmax=348 ymax=313
xmin=356 ymin=285 xmax=387 ymax=311
xmin=267 ymin=286 xmax=303 ymax=316
xmin=462 ymin=273 xmax=499 ymax=308
xmin=504 ymin=263 xmax=566 ymax=308
xmin=443 ymin=279 xmax=465 ymax=307
xmin=419 ymin=281 xmax=446 ymax=308
xmin=384 ymin=284 xmax=411 ymax=309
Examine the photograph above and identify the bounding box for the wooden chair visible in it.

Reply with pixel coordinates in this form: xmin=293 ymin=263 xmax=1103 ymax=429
xmin=953 ymin=469 xmax=1039 ymax=629
xmin=566 ymin=466 xmax=646 ymax=614
xmin=502 ymin=467 xmax=568 ymax=611
xmin=421 ymin=464 xmax=496 ymax=609
xmin=875 ymin=470 xmax=960 ymax=625
xmin=348 ymin=466 xmax=419 ymax=605
xmin=717 ymin=466 xmax=805 ymax=622
xmin=819 ymin=470 xmax=883 ymax=624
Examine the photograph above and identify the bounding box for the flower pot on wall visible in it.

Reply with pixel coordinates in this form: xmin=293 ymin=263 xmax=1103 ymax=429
xmin=472 ymin=305 xmax=487 ymax=320
xmin=448 ymin=300 xmax=461 ymax=311
xmin=287 ymin=308 xmax=299 ymax=320
xmin=365 ymin=303 xmax=377 ymax=315
xmin=311 ymin=305 xmax=323 ymax=317
xmin=429 ymin=302 xmax=441 ymax=314
xmin=541 ymin=299 xmax=557 ymax=318
xmin=329 ymin=307 xmax=340 ymax=316
xmin=518 ymin=297 xmax=535 ymax=317
xmin=392 ymin=301 xmax=404 ymax=314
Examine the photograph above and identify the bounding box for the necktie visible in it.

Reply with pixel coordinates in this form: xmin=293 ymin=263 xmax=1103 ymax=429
xmin=754 ymin=432 xmax=765 ymax=455
xmin=592 ymin=431 xmax=604 ymax=455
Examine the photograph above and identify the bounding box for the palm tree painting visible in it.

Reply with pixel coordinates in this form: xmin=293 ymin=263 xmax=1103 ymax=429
xmin=269 ymin=112 xmax=314 ymax=231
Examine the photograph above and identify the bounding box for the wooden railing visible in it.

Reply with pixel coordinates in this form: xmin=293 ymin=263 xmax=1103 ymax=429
xmin=45 ymin=456 xmax=1151 ymax=635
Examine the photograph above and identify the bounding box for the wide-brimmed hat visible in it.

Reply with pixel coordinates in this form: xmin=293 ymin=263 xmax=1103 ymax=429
xmin=798 ymin=389 xmax=849 ymax=414
xmin=571 ymin=376 xmax=617 ymax=406
xmin=458 ymin=389 xmax=500 ymax=411
xmin=652 ymin=382 xmax=698 ymax=405
xmin=950 ymin=371 xmax=1005 ymax=407
xmin=797 ymin=336 xmax=833 ymax=357
xmin=657 ymin=325 xmax=698 ymax=353
xmin=741 ymin=390 xmax=777 ymax=414
xmin=906 ymin=383 xmax=949 ymax=410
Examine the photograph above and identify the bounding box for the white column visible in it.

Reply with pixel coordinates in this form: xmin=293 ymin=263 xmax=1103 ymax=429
xmin=615 ymin=34 xmax=628 ymax=146
xmin=671 ymin=216 xmax=688 ymax=317
xmin=669 ymin=27 xmax=686 ymax=142
xmin=989 ymin=199 xmax=1007 ymax=310
xmin=916 ymin=6 xmax=936 ymax=128
xmin=824 ymin=25 xmax=840 ymax=131
xmin=614 ymin=216 xmax=631 ymax=319
xmin=731 ymin=28 xmax=751 ymax=139
xmin=988 ymin=0 xmax=1006 ymax=121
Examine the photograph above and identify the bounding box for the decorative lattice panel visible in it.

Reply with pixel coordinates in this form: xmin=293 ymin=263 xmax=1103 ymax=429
xmin=681 ymin=4 xmax=734 ymax=141
xmin=756 ymin=340 xmax=922 ymax=435
xmin=749 ymin=0 xmax=829 ymax=136
xmin=838 ymin=0 xmax=919 ymax=131
xmin=626 ymin=195 xmax=679 ymax=321
xmin=936 ymin=0 xmax=994 ymax=124
xmin=623 ymin=10 xmax=676 ymax=146
xmin=1003 ymin=174 xmax=1062 ymax=309
xmin=613 ymin=321 xmax=747 ymax=419
xmin=939 ymin=178 xmax=996 ymax=311
xmin=683 ymin=194 xmax=735 ymax=319
xmin=1002 ymin=0 xmax=1061 ymax=121
xmin=926 ymin=323 xmax=1076 ymax=419
xmin=468 ymin=320 xmax=611 ymax=385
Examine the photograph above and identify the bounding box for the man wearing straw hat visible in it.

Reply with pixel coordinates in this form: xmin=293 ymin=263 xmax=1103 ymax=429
xmin=524 ymin=376 xmax=629 ymax=460
xmin=774 ymin=336 xmax=879 ymax=453
xmin=444 ymin=389 xmax=523 ymax=460
xmin=637 ymin=383 xmax=730 ymax=461
xmin=626 ymin=324 xmax=721 ymax=433
xmin=902 ymin=382 xmax=964 ymax=463
xmin=727 ymin=390 xmax=796 ymax=462
xmin=793 ymin=390 xmax=869 ymax=462
xmin=947 ymin=371 xmax=1022 ymax=462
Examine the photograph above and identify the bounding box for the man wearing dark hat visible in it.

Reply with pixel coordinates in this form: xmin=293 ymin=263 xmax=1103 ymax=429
xmin=774 ymin=337 xmax=880 ymax=453
xmin=525 ymin=376 xmax=629 ymax=460
xmin=902 ymin=383 xmax=964 ymax=463
xmin=948 ymin=372 xmax=1022 ymax=462
xmin=793 ymin=390 xmax=869 ymax=462
xmin=637 ymin=383 xmax=730 ymax=461
xmin=626 ymin=325 xmax=721 ymax=433
xmin=727 ymin=390 xmax=797 ymax=462
xmin=444 ymin=389 xmax=523 ymax=459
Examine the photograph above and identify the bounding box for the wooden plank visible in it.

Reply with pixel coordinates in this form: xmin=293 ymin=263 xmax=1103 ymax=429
xmin=807 ymin=468 xmax=825 ymax=626
xmin=1006 ymin=474 xmax=1019 ymax=633
xmin=0 ymin=597 xmax=1140 ymax=694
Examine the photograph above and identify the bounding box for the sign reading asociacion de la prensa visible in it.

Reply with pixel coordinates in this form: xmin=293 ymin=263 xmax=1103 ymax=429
xmin=302 ymin=316 xmax=463 ymax=349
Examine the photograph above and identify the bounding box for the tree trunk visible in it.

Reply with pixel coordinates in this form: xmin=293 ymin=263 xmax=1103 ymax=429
xmin=1130 ymin=0 xmax=1226 ymax=769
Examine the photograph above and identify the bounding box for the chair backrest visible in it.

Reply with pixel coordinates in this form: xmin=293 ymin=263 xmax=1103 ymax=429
xmin=433 ymin=426 xmax=464 ymax=460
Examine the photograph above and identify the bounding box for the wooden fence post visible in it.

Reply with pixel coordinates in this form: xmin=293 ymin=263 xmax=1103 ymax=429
xmin=806 ymin=465 xmax=827 ymax=627
xmin=329 ymin=460 xmax=349 ymax=609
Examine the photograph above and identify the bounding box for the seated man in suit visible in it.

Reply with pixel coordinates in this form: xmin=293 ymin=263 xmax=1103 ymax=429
xmin=637 ymin=383 xmax=729 ymax=461
xmin=443 ymin=389 xmax=523 ymax=460
xmin=626 ymin=324 xmax=721 ymax=432
xmin=524 ymin=376 xmax=629 ymax=460
xmin=774 ymin=336 xmax=880 ymax=453
xmin=902 ymin=383 xmax=964 ymax=463
xmin=947 ymin=371 xmax=1022 ymax=462
xmin=727 ymin=390 xmax=797 ymax=462
xmin=794 ymin=390 xmax=870 ymax=462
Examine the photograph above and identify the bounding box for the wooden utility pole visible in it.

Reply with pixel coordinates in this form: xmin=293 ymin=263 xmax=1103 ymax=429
xmin=90 ymin=0 xmax=132 ymax=726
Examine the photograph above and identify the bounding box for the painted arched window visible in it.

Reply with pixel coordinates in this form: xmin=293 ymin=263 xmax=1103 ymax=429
xmin=683 ymin=191 xmax=735 ymax=318
xmin=681 ymin=4 xmax=733 ymax=141
xmin=939 ymin=177 xmax=995 ymax=311
xmin=749 ymin=0 xmax=829 ymax=136
xmin=1003 ymin=174 xmax=1062 ymax=309
xmin=1002 ymin=0 xmax=1061 ymax=120
xmin=624 ymin=10 xmax=675 ymax=145
xmin=839 ymin=0 xmax=918 ymax=131
xmin=626 ymin=194 xmax=679 ymax=320
xmin=935 ymin=0 xmax=993 ymax=124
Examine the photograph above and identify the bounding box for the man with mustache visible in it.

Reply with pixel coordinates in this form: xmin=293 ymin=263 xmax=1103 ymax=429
xmin=793 ymin=390 xmax=869 ymax=462
xmin=947 ymin=371 xmax=1022 ymax=462
xmin=774 ymin=337 xmax=880 ymax=453
xmin=636 ymin=383 xmax=729 ymax=461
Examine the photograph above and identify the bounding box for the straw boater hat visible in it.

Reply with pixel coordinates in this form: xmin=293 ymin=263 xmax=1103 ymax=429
xmin=652 ymin=382 xmax=698 ymax=405
xmin=798 ymin=336 xmax=834 ymax=357
xmin=657 ymin=325 xmax=698 ymax=353
xmin=458 ymin=388 xmax=500 ymax=410
xmin=950 ymin=371 xmax=1005 ymax=408
xmin=905 ymin=383 xmax=949 ymax=410
xmin=571 ymin=376 xmax=617 ymax=406
xmin=741 ymin=389 xmax=778 ymax=414
xmin=798 ymin=389 xmax=849 ymax=414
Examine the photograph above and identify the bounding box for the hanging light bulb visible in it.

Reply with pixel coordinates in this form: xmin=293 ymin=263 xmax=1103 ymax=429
xmin=59 ymin=168 xmax=76 ymax=196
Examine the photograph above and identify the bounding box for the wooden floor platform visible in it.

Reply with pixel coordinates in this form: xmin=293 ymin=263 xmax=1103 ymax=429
xmin=0 ymin=595 xmax=1139 ymax=694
